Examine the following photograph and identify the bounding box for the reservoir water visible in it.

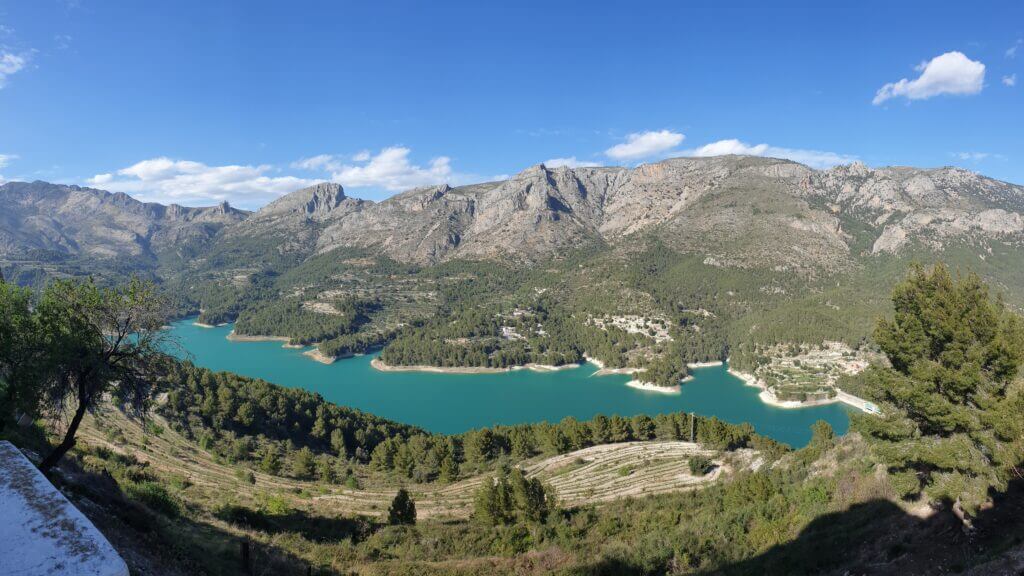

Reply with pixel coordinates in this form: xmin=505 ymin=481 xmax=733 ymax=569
xmin=168 ymin=319 xmax=851 ymax=447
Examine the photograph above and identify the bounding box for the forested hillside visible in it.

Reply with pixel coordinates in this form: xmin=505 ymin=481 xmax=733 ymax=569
xmin=4 ymin=157 xmax=1024 ymax=384
xmin=3 ymin=263 xmax=1022 ymax=575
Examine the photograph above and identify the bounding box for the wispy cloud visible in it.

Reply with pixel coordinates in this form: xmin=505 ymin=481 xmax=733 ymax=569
xmin=0 ymin=51 xmax=29 ymax=89
xmin=293 ymin=147 xmax=462 ymax=192
xmin=543 ymin=156 xmax=602 ymax=168
xmin=683 ymin=139 xmax=856 ymax=169
xmin=951 ymin=151 xmax=1004 ymax=162
xmin=0 ymin=153 xmax=16 ymax=183
xmin=54 ymin=34 xmax=73 ymax=50
xmin=605 ymin=130 xmax=685 ymax=161
xmin=1007 ymin=39 xmax=1022 ymax=59
xmin=1003 ymin=73 xmax=1017 ymax=87
xmin=873 ymin=51 xmax=985 ymax=105
xmin=88 ymin=157 xmax=315 ymax=208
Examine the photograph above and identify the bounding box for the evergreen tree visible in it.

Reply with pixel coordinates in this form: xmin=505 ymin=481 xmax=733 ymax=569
xmin=439 ymin=454 xmax=459 ymax=483
xmin=387 ymin=488 xmax=416 ymax=525
xmin=315 ymin=455 xmax=335 ymax=483
xmin=853 ymin=264 xmax=1024 ymax=525
xmin=291 ymin=446 xmax=316 ymax=479
xmin=260 ymin=445 xmax=282 ymax=475
xmin=509 ymin=468 xmax=550 ymax=523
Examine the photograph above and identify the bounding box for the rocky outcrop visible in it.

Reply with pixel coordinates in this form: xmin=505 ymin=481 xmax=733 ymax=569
xmin=0 ymin=181 xmax=248 ymax=261
xmin=802 ymin=164 xmax=1024 ymax=254
xmin=4 ymin=156 xmax=1022 ymax=274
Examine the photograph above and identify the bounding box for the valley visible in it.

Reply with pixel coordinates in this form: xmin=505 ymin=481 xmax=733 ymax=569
xmin=6 ymin=5 xmax=1024 ymax=574
xmin=3 ymin=155 xmax=1024 ymax=575
xmin=163 ymin=318 xmax=852 ymax=447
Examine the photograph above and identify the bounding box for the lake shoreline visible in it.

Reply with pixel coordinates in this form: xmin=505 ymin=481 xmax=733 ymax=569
xmin=625 ymin=379 xmax=681 ymax=394
xmin=193 ymin=321 xmax=228 ymax=329
xmin=369 ymin=357 xmax=582 ymax=374
xmin=168 ymin=318 xmax=853 ymax=447
xmin=303 ymin=349 xmax=338 ymax=364
xmin=226 ymin=329 xmax=292 ymax=344
xmin=688 ymin=360 xmax=724 ymax=369
xmin=214 ymin=328 xmax=868 ymax=413
xmin=727 ymin=367 xmax=875 ymax=413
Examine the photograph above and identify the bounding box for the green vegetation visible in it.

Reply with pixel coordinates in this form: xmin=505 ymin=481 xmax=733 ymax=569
xmin=473 ymin=468 xmax=554 ymax=525
xmin=387 ymin=488 xmax=416 ymax=525
xmin=852 ymin=264 xmax=1024 ymax=523
xmin=368 ymin=413 xmax=785 ymax=481
xmin=688 ymin=454 xmax=712 ymax=476
xmin=159 ymin=361 xmax=424 ymax=471
xmin=3 ymin=262 xmax=1024 ymax=575
xmin=233 ymin=296 xmax=377 ymax=345
xmin=0 ymin=277 xmax=171 ymax=473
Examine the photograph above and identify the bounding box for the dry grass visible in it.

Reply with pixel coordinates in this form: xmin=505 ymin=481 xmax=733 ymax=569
xmin=76 ymin=410 xmax=756 ymax=523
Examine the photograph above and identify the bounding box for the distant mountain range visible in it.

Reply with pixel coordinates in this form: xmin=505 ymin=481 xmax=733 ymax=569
xmin=3 ymin=156 xmax=1023 ymax=279
xmin=0 ymin=180 xmax=247 ymax=265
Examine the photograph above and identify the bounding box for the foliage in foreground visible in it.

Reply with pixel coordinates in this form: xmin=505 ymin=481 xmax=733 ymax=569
xmin=0 ymin=276 xmax=171 ymax=473
xmin=853 ymin=263 xmax=1024 ymax=520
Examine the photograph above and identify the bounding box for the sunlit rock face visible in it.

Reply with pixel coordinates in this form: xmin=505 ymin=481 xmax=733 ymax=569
xmin=3 ymin=155 xmax=1022 ymax=274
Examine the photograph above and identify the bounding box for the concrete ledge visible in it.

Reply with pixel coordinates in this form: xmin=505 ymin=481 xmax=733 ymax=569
xmin=0 ymin=441 xmax=129 ymax=576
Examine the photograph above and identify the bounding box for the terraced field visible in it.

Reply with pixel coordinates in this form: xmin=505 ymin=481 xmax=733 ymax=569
xmin=76 ymin=409 xmax=757 ymax=522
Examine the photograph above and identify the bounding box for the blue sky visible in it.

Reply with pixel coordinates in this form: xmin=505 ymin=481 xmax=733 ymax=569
xmin=0 ymin=1 xmax=1021 ymax=208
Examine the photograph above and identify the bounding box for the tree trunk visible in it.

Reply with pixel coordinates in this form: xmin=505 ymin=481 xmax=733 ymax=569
xmin=38 ymin=386 xmax=88 ymax=475
xmin=952 ymin=498 xmax=974 ymax=533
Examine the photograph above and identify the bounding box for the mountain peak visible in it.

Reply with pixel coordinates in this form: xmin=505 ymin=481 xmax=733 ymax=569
xmin=260 ymin=182 xmax=348 ymax=218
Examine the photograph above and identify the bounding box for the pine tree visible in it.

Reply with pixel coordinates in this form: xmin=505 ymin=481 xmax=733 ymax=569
xmin=439 ymin=454 xmax=459 ymax=483
xmin=291 ymin=446 xmax=316 ymax=479
xmin=509 ymin=468 xmax=550 ymax=522
xmin=853 ymin=264 xmax=1024 ymax=526
xmin=260 ymin=445 xmax=282 ymax=475
xmin=387 ymin=488 xmax=416 ymax=525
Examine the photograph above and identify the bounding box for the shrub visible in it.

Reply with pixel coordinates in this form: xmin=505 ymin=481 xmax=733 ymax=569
xmin=215 ymin=503 xmax=272 ymax=530
xmin=125 ymin=481 xmax=180 ymax=518
xmin=387 ymin=488 xmax=416 ymax=525
xmin=688 ymin=455 xmax=712 ymax=476
xmin=235 ymin=468 xmax=256 ymax=484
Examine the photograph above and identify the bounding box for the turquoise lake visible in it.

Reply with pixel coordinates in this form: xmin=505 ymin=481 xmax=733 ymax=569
xmin=167 ymin=319 xmax=851 ymax=448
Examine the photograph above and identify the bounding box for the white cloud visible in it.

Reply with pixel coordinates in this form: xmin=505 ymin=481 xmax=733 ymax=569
xmin=294 ymin=147 xmax=458 ymax=192
xmin=684 ymin=139 xmax=857 ymax=169
xmin=873 ymin=51 xmax=985 ymax=105
xmin=291 ymin=154 xmax=336 ymax=171
xmin=952 ymin=151 xmax=1004 ymax=162
xmin=54 ymin=34 xmax=73 ymax=50
xmin=0 ymin=51 xmax=28 ymax=89
xmin=0 ymin=153 xmax=14 ymax=184
xmin=1008 ymin=39 xmax=1022 ymax=59
xmin=87 ymin=157 xmax=315 ymax=208
xmin=543 ymin=156 xmax=602 ymax=168
xmin=605 ymin=130 xmax=685 ymax=160
xmin=333 ymin=148 xmax=452 ymax=190
xmin=1003 ymin=73 xmax=1017 ymax=87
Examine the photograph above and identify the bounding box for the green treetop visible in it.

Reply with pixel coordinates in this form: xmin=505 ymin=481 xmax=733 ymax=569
xmin=853 ymin=264 xmax=1024 ymax=524
xmin=387 ymin=488 xmax=417 ymax=525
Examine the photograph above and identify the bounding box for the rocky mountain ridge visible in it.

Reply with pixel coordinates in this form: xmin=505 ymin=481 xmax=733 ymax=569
xmin=235 ymin=156 xmax=1024 ymax=273
xmin=2 ymin=156 xmax=1022 ymax=276
xmin=0 ymin=180 xmax=248 ymax=261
